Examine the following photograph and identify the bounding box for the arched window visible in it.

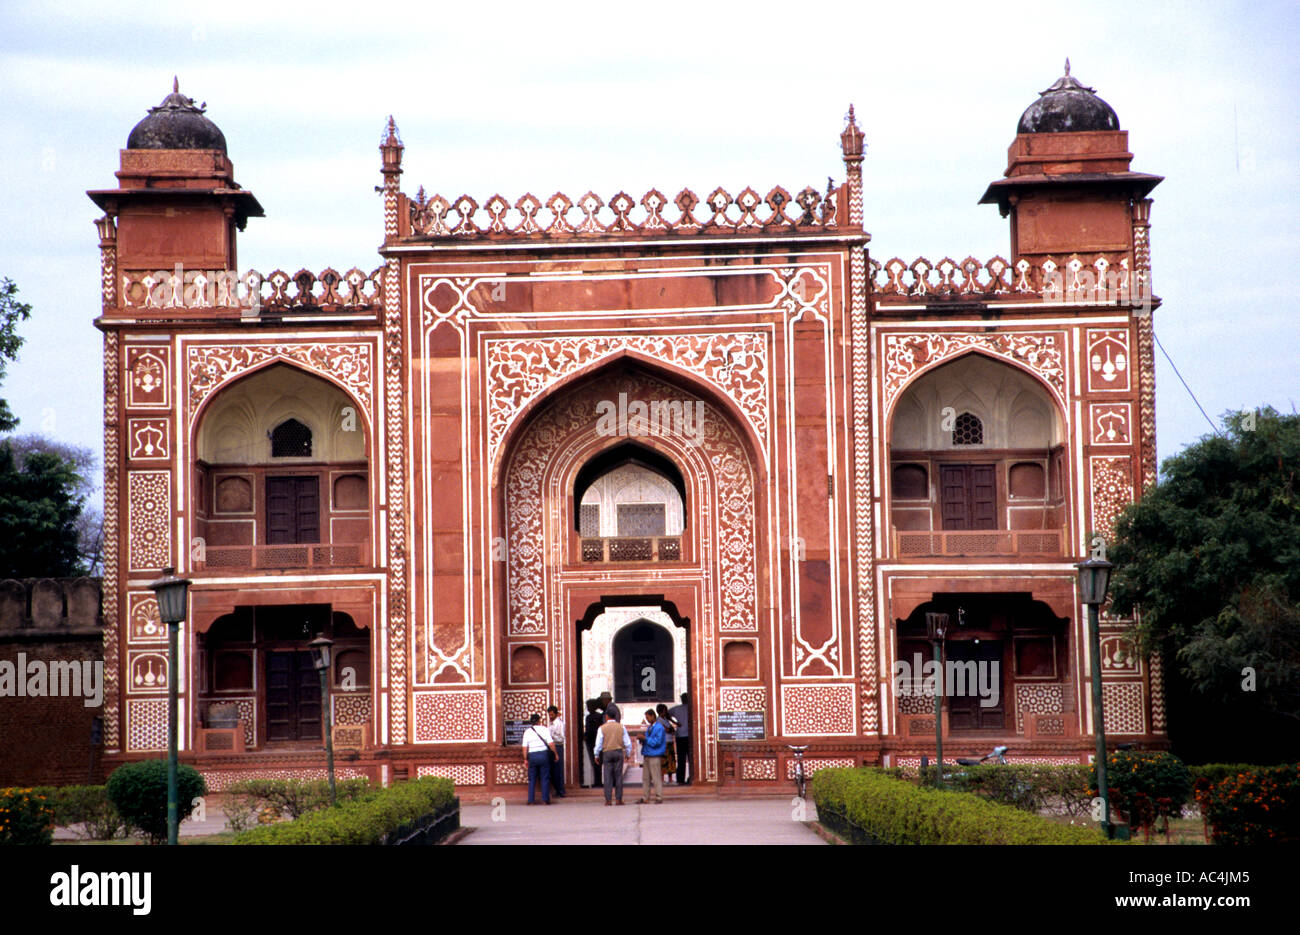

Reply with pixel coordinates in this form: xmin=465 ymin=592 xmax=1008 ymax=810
xmin=952 ymin=412 xmax=983 ymax=446
xmin=270 ymin=418 xmax=312 ymax=458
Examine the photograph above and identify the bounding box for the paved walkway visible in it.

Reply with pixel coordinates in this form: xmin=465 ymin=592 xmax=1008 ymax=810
xmin=458 ymin=793 xmax=825 ymax=845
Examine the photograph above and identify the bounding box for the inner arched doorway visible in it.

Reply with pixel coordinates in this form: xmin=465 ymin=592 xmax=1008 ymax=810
xmin=498 ymin=361 xmax=763 ymax=786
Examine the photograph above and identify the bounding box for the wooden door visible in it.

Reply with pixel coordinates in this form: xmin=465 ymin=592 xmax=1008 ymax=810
xmin=266 ymin=476 xmax=320 ymax=544
xmin=265 ymin=650 xmax=322 ymax=742
xmin=939 ymin=464 xmax=996 ymax=530
xmin=945 ymin=640 xmax=1005 ymax=731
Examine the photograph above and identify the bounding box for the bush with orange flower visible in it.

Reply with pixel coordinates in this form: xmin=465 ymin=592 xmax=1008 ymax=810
xmin=0 ymin=787 xmax=55 ymax=845
xmin=1197 ymin=763 xmax=1300 ymax=845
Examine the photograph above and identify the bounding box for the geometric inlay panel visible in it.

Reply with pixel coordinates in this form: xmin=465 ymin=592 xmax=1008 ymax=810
xmin=1102 ymin=681 xmax=1145 ymax=735
xmin=127 ymin=470 xmax=171 ymax=571
xmin=126 ymin=698 xmax=169 ymax=752
xmin=502 ymin=690 xmax=550 ymax=722
xmin=418 ymin=763 xmax=486 ymax=785
xmin=719 ymin=687 xmax=767 ymax=712
xmin=333 ymin=693 xmax=371 ymax=725
xmin=1090 ymin=456 xmax=1134 ymax=539
xmin=780 ymin=684 xmax=856 ymax=736
xmin=494 ymin=762 xmax=528 ymax=785
xmin=785 ymin=757 xmax=856 ymax=780
xmin=742 ymin=758 xmax=777 ymax=780
xmin=1015 ymin=682 xmax=1065 ymax=734
xmin=412 ymin=690 xmax=488 ymax=743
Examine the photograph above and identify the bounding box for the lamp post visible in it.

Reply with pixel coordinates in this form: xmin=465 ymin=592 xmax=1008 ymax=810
xmin=146 ymin=566 xmax=191 ymax=846
xmin=1077 ymin=556 xmax=1114 ymax=838
xmin=308 ymin=633 xmax=337 ymax=806
xmin=925 ymin=611 xmax=949 ymax=786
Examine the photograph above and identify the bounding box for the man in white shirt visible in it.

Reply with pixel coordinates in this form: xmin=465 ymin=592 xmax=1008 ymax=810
xmin=521 ymin=713 xmax=557 ymax=805
xmin=547 ymin=704 xmax=566 ymax=797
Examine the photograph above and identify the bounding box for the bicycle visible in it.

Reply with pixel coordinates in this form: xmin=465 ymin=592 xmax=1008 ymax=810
xmin=788 ymin=744 xmax=809 ymax=798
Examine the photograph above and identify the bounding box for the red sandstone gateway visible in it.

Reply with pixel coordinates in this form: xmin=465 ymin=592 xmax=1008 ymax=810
xmin=79 ymin=66 xmax=1162 ymax=793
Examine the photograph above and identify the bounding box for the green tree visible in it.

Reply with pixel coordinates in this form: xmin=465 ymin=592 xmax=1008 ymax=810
xmin=0 ymin=440 xmax=85 ymax=577
xmin=2 ymin=434 xmax=101 ymax=574
xmin=1110 ymin=407 xmax=1300 ymax=759
xmin=0 ymin=278 xmax=32 ymax=433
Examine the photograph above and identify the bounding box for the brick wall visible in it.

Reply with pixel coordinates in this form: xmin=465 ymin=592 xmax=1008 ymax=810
xmin=0 ymin=578 xmax=105 ymax=786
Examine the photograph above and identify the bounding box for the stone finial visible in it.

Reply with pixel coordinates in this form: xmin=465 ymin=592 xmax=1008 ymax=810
xmin=840 ymin=103 xmax=864 ymax=160
xmin=1064 ymin=57 xmax=1071 ymax=77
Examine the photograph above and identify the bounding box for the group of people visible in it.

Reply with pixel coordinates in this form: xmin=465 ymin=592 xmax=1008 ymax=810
xmin=522 ymin=691 xmax=696 ymax=806
xmin=523 ymin=692 xmax=692 ymax=806
xmin=584 ymin=692 xmax=691 ymax=806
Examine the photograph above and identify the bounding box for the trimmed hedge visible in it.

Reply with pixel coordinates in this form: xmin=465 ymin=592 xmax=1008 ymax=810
xmin=224 ymin=777 xmax=373 ymax=824
xmin=1190 ymin=764 xmax=1272 ymax=787
xmin=233 ymin=777 xmax=457 ymax=845
xmin=1196 ymin=763 xmax=1300 ymax=845
xmin=921 ymin=763 xmax=1094 ymax=816
xmin=812 ymin=768 xmax=1107 ymax=845
xmin=30 ymin=785 xmax=126 ymax=840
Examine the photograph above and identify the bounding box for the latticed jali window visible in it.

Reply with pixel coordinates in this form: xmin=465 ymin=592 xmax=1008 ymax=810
xmin=270 ymin=418 xmax=312 ymax=457
xmin=952 ymin=412 xmax=983 ymax=446
xmin=617 ymin=503 xmax=666 ymax=537
xmin=579 ymin=504 xmax=600 ymax=538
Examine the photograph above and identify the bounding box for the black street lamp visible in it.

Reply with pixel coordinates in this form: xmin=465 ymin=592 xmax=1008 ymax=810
xmin=925 ymin=611 xmax=949 ymax=786
xmin=1076 ymin=555 xmax=1114 ymax=837
xmin=146 ymin=566 xmax=191 ymax=846
xmin=308 ymin=633 xmax=337 ymax=806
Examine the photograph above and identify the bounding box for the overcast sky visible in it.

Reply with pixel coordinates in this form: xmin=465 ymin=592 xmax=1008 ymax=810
xmin=1 ymin=0 xmax=1296 ymax=505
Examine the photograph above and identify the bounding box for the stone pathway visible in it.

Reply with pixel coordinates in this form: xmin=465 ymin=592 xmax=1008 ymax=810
xmin=458 ymin=793 xmax=824 ymax=845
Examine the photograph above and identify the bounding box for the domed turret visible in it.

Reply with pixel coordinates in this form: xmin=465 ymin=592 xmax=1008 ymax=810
xmin=1016 ymin=60 xmax=1119 ymax=134
xmin=126 ymin=78 xmax=227 ymax=152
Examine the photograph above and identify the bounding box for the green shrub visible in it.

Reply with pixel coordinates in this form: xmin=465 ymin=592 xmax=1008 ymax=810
xmin=106 ymin=760 xmax=208 ymax=844
xmin=812 ymin=768 xmax=1107 ymax=845
xmin=1189 ymin=764 xmax=1268 ymax=788
xmin=224 ymin=777 xmax=371 ymax=821
xmin=233 ymin=777 xmax=456 ymax=845
xmin=957 ymin=764 xmax=1093 ymax=815
xmin=1091 ymin=750 xmax=1192 ymax=831
xmin=1196 ymin=764 xmax=1300 ymax=845
xmin=0 ymin=788 xmax=55 ymax=845
xmin=34 ymin=786 xmax=126 ymax=840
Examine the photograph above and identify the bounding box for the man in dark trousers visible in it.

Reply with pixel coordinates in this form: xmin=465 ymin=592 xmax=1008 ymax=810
xmin=668 ymin=692 xmax=691 ymax=785
xmin=582 ymin=698 xmax=604 ymax=787
xmin=546 ymin=704 xmax=566 ymax=797
xmin=594 ymin=709 xmax=632 ymax=805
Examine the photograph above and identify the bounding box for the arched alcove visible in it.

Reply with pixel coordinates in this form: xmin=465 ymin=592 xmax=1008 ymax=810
xmin=192 ymin=363 xmax=371 ymax=569
xmin=888 ymin=353 xmax=1067 ymax=557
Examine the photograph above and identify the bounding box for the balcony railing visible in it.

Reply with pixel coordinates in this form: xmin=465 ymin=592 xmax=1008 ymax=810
xmin=196 ymin=543 xmax=368 ymax=571
xmin=581 ymin=536 xmax=682 ymax=563
xmin=894 ymin=529 xmax=1062 ymax=558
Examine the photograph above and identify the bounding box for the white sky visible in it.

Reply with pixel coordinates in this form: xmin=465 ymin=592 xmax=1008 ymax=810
xmin=1 ymin=0 xmax=1296 ymax=506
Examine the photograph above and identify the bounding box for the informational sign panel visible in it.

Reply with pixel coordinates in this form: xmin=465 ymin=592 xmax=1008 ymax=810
xmin=717 ymin=710 xmax=765 ymax=741
xmin=504 ymin=720 xmax=528 ymax=746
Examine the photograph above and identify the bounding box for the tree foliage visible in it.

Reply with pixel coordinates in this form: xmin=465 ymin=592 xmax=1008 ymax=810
xmin=0 ymin=277 xmax=33 ymax=433
xmin=1110 ymin=407 xmax=1300 ymax=738
xmin=0 ymin=440 xmax=85 ymax=577
xmin=2 ymin=434 xmax=101 ymax=574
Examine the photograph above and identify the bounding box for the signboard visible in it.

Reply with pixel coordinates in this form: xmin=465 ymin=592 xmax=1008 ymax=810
xmin=504 ymin=719 xmax=528 ymax=746
xmin=717 ymin=710 xmax=765 ymax=741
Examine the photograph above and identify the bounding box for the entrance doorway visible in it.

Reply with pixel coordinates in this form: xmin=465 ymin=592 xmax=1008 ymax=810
xmin=265 ymin=650 xmax=322 ymax=742
xmin=945 ymin=639 xmax=1005 ymax=731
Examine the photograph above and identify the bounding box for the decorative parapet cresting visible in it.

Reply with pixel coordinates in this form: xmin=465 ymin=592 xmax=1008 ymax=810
xmin=118 ymin=266 xmax=384 ymax=313
xmin=406 ymin=184 xmax=840 ymax=239
xmin=870 ymin=254 xmax=1141 ymax=304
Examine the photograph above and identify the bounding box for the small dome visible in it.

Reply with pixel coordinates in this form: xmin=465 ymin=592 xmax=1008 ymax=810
xmin=127 ymin=78 xmax=227 ymax=152
xmin=1016 ymin=60 xmax=1119 ymax=134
